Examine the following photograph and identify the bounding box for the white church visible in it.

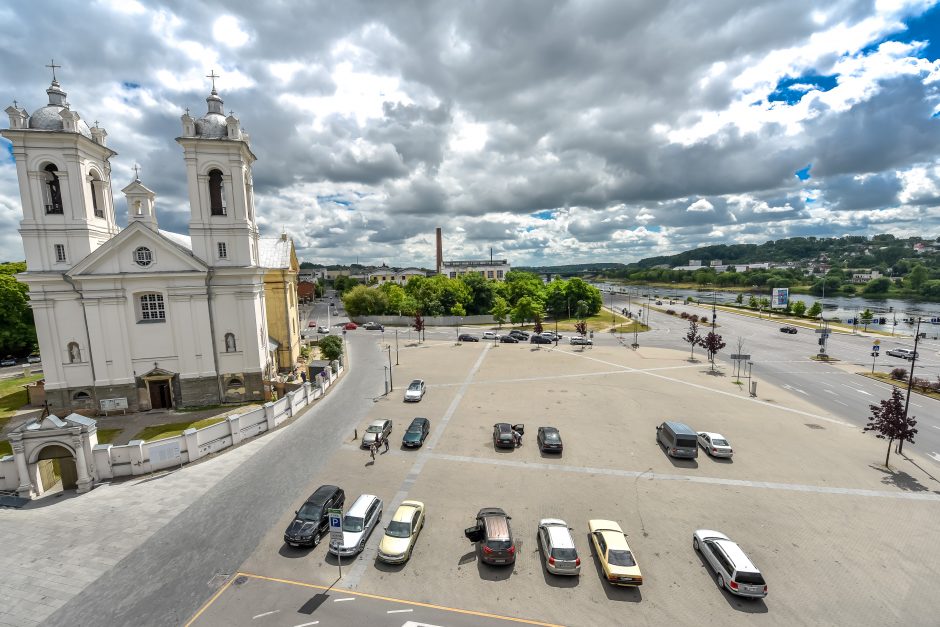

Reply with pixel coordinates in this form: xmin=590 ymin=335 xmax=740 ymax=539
xmin=2 ymin=72 xmax=299 ymax=414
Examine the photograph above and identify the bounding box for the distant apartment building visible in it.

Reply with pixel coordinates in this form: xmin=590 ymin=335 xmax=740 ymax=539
xmin=852 ymin=269 xmax=882 ymax=284
xmin=441 ymin=259 xmax=510 ymax=280
xmin=368 ymin=268 xmax=427 ymax=285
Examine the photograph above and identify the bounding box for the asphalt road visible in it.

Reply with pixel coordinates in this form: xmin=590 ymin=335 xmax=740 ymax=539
xmin=43 ymin=331 xmax=386 ymax=627
xmin=603 ymin=293 xmax=940 ymax=465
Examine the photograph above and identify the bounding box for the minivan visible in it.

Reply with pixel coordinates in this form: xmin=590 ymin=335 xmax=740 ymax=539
xmin=464 ymin=507 xmax=516 ymax=565
xmin=284 ymin=484 xmax=345 ymax=548
xmin=656 ymin=421 xmax=698 ymax=458
xmin=329 ymin=494 xmax=383 ymax=557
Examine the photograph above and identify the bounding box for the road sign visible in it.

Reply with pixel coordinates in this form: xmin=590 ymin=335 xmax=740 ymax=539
xmin=729 ymin=354 xmax=751 ymax=360
xmin=328 ymin=508 xmax=343 ymax=544
xmin=873 ymin=340 xmax=881 ymax=345
xmin=872 ymin=345 xmax=880 ymax=352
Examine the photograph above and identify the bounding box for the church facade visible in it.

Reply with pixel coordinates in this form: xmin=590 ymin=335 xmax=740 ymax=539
xmin=2 ymin=75 xmax=297 ymax=413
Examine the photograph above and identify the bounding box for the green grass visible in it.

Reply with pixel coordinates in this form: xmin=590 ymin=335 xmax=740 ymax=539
xmin=96 ymin=428 xmax=122 ymax=444
xmin=0 ymin=440 xmax=10 ymax=456
xmin=0 ymin=373 xmax=44 ymax=429
xmin=863 ymin=372 xmax=940 ymax=400
xmin=175 ymin=402 xmax=254 ymax=413
xmin=132 ymin=416 xmax=228 ymax=442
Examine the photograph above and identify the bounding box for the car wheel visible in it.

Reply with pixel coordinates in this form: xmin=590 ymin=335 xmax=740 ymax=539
xmin=717 ymin=573 xmax=725 ymax=590
xmin=692 ymin=537 xmax=699 ymax=551
xmin=313 ymin=530 xmax=322 ymax=547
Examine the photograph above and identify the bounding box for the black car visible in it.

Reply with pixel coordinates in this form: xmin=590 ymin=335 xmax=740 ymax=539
xmin=458 ymin=334 xmax=480 ymax=342
xmin=508 ymin=330 xmax=529 ymax=340
xmin=499 ymin=335 xmax=518 ymax=343
xmin=284 ymin=484 xmax=345 ymax=547
xmin=537 ymin=426 xmax=563 ymax=453
xmin=402 ymin=417 xmax=430 ymax=447
xmin=779 ymin=326 xmax=798 ymax=334
xmin=493 ymin=422 xmax=524 ymax=448
xmin=530 ymin=335 xmax=552 ymax=344
xmin=363 ymin=322 xmax=385 ymax=331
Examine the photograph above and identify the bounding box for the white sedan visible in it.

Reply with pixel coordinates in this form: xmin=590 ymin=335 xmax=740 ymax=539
xmin=697 ymin=432 xmax=733 ymax=458
xmin=482 ymin=331 xmax=499 ymax=340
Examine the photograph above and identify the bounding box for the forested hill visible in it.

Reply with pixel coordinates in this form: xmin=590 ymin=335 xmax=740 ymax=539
xmin=516 ymin=262 xmax=625 ymax=274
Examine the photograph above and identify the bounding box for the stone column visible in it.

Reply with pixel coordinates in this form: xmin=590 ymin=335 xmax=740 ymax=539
xmin=10 ymin=436 xmax=33 ymax=498
xmin=263 ymin=401 xmax=276 ymax=431
xmin=228 ymin=415 xmax=242 ymax=446
xmin=71 ymin=432 xmax=93 ymax=494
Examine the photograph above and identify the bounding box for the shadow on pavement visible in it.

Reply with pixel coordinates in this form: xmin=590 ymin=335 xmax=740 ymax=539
xmin=868 ymin=463 xmax=933 ymax=493
xmin=278 ymin=542 xmax=316 ymax=559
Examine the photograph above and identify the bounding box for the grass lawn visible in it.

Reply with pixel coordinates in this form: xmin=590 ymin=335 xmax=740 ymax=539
xmin=0 ymin=440 xmax=10 ymax=456
xmin=506 ymin=310 xmax=635 ymax=334
xmin=862 ymin=372 xmax=940 ymax=401
xmin=96 ymin=428 xmax=122 ymax=444
xmin=0 ymin=373 xmax=44 ymax=429
xmin=132 ymin=416 xmax=228 ymax=442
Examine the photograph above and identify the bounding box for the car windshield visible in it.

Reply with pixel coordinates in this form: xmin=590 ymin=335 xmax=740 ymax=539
xmin=366 ymin=425 xmax=383 ymax=433
xmin=408 ymin=382 xmax=422 ymax=390
xmin=712 ymin=438 xmax=729 ymax=446
xmin=736 ymin=571 xmax=766 ymax=585
xmin=342 ymin=516 xmax=364 ymax=532
xmin=386 ymin=521 xmax=412 ymax=538
xmin=551 ymin=548 xmax=578 ymax=560
xmin=543 ymin=431 xmax=559 ymax=441
xmin=296 ymin=503 xmax=321 ymax=521
xmin=607 ymin=549 xmax=636 ymax=566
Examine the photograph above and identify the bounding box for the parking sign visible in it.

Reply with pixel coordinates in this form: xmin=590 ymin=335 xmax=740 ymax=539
xmin=328 ymin=508 xmax=343 ymax=544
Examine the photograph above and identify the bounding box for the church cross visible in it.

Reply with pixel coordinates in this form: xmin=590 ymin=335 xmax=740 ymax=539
xmin=94 ymin=120 xmax=99 ymax=128
xmin=12 ymin=99 xmax=17 ymax=109
xmin=185 ymin=107 xmax=190 ymax=116
xmin=206 ymin=69 xmax=220 ymax=91
xmin=133 ymin=163 xmax=140 ymax=180
xmin=46 ymin=59 xmax=61 ymax=82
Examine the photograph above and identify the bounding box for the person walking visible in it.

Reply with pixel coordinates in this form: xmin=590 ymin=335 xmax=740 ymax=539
xmin=384 ymin=436 xmax=390 ymax=453
xmin=370 ymin=441 xmax=377 ymax=461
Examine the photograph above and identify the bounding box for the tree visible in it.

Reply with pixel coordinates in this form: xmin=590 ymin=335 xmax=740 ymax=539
xmin=735 ymin=293 xmax=743 ymax=304
xmin=490 ymin=296 xmax=510 ymax=328
xmin=413 ymin=311 xmax=425 ymax=342
xmin=791 ymin=300 xmax=806 ymax=317
xmin=342 ymin=285 xmax=388 ymax=317
xmin=698 ymin=331 xmax=727 ymax=371
xmin=450 ymin=303 xmax=466 ymax=317
xmin=574 ymin=320 xmax=587 ymax=336
xmin=864 ymin=387 xmax=917 ymax=467
xmin=860 ymin=308 xmax=874 ymax=330
xmin=510 ymin=296 xmax=541 ymax=325
xmin=863 ymin=276 xmax=891 ymax=294
xmin=684 ymin=319 xmax=703 ymax=360
xmin=318 ymin=335 xmax=343 ymax=362
xmin=533 ymin=313 xmax=543 ymax=336
xmin=747 ymin=295 xmax=759 ymax=309
xmin=0 ymin=271 xmax=37 ymax=356
xmin=807 ymin=301 xmax=823 ymax=319
xmin=575 ymin=299 xmax=590 ymax=320
xmin=907 ymin=265 xmax=928 ymax=291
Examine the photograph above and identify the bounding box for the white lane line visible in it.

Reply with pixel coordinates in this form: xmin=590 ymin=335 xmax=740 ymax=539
xmin=932 ymin=425 xmax=940 ymax=431
xmin=387 ymin=609 xmax=414 ymax=614
xmin=929 ymin=453 xmax=940 ymax=463
xmin=824 ymin=389 xmax=836 ymax=395
xmin=426 ymin=452 xmax=940 ymax=502
xmin=333 ymin=597 xmax=356 ymax=602
xmin=833 ymin=399 xmax=848 ymax=406
xmin=841 ymin=384 xmax=872 ymax=396
xmin=253 ymin=610 xmax=280 ymax=619
xmin=293 ymin=622 xmax=319 ymax=627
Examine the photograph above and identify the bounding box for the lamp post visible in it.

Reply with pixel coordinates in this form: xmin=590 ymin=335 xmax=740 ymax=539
xmin=899 ymin=317 xmax=922 ymax=454
xmin=387 ymin=345 xmax=393 ymax=391
xmin=395 ymin=329 xmax=399 ymax=365
xmin=609 ymin=289 xmax=615 ymax=324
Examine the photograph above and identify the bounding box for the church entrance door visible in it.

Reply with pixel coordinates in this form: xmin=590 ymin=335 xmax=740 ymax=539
xmin=36 ymin=444 xmax=78 ymax=492
xmin=148 ymin=380 xmax=172 ymax=409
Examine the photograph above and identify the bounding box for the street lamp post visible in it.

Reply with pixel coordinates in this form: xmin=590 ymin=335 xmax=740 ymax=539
xmin=387 ymin=345 xmax=393 ymax=391
xmin=395 ymin=329 xmax=399 ymax=365
xmin=898 ymin=317 xmax=923 ymax=454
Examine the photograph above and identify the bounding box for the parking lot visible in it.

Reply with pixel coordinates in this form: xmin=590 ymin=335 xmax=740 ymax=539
xmin=194 ymin=337 xmax=940 ymax=626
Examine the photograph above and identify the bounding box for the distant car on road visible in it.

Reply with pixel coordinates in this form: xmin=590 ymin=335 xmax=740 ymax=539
xmin=308 ymin=320 xmax=317 ymax=327
xmin=283 ymin=484 xmax=345 ymax=548
xmin=458 ymin=334 xmax=479 ymax=342
xmin=538 ymin=518 xmax=580 ymax=575
xmin=697 ymin=432 xmax=733 ymax=458
xmin=0 ymin=356 xmax=16 ymax=367
xmin=317 ymin=326 xmax=330 ymax=334
xmin=507 ymin=330 xmax=529 ymax=340
xmin=402 ymin=417 xmax=430 ymax=448
xmin=589 ymin=519 xmax=643 ymax=586
xmin=655 ymin=300 xmax=663 ymax=305
xmin=377 ymin=500 xmax=425 ymax=564
xmin=570 ymin=336 xmax=592 ymax=345
xmin=499 ymin=335 xmax=518 ymax=343
xmin=886 ymin=348 xmax=918 ymax=359
xmin=530 ymin=335 xmax=552 ymax=344
xmin=779 ymin=326 xmax=798 ymax=334
xmin=361 ymin=419 xmax=392 ymax=448
xmin=363 ymin=322 xmax=384 ymax=331
xmin=344 ymin=322 xmax=358 ymax=330
xmin=693 ymin=529 xmax=767 ymax=598
xmin=537 ymin=426 xmax=563 ymax=453
xmin=482 ymin=331 xmax=499 ymax=340
xmin=540 ymin=331 xmax=562 ymax=341
xmin=26 ymin=354 xmax=41 ymax=364
xmin=404 ymin=379 xmax=426 ymax=402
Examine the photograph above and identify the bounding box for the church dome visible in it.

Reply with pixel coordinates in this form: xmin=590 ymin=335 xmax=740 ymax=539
xmin=27 ymin=80 xmax=92 ymax=139
xmin=194 ymin=88 xmax=230 ymax=138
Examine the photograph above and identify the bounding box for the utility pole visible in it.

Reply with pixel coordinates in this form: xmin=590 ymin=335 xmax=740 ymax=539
xmin=387 ymin=345 xmax=393 ymax=391
xmin=395 ymin=329 xmax=399 ymax=365
xmin=898 ymin=317 xmax=922 ymax=454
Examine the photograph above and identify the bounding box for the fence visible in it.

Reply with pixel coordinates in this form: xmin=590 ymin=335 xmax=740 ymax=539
xmin=350 ymin=314 xmax=494 ymax=327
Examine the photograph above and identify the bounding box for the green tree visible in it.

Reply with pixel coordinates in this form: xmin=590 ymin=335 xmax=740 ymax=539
xmin=747 ymin=295 xmax=759 ymax=308
xmin=318 ymin=335 xmax=343 ymax=362
xmin=490 ymin=296 xmax=510 ymax=328
xmin=908 ymin=265 xmax=928 ymax=291
xmin=543 ymin=280 xmax=568 ymax=319
xmin=735 ymin=293 xmax=744 ymax=304
xmin=450 ymin=303 xmax=466 ymax=317
xmin=0 ymin=271 xmax=36 ymax=356
xmin=565 ymin=278 xmax=602 ymax=316
xmin=510 ymin=296 xmax=542 ymax=325
xmin=863 ymin=277 xmax=891 ymax=294
xmin=460 ymin=272 xmax=497 ymax=315
xmin=860 ymin=309 xmax=874 ymax=330
xmin=342 ymin=285 xmax=388 ymax=317
xmin=807 ymin=301 xmax=823 ymax=319
xmin=864 ymin=388 xmax=917 ymax=467
xmin=791 ymin=300 xmax=807 ymax=317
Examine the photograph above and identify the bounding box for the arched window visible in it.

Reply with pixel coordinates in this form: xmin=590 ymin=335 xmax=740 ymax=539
xmin=44 ymin=164 xmax=64 ymax=214
xmin=67 ymin=342 xmax=81 ymax=363
xmin=72 ymin=390 xmax=91 ymax=400
xmin=224 ymin=332 xmax=237 ymax=352
xmin=227 ymin=377 xmax=244 ymax=389
xmin=88 ymin=172 xmax=105 ymax=218
xmin=208 ymin=169 xmax=226 ymax=215
xmin=138 ymin=293 xmax=166 ymax=322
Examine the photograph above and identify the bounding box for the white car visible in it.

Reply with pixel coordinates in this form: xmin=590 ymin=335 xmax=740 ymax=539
xmin=569 ymin=336 xmax=592 ymax=345
xmin=886 ymin=348 xmax=917 ymax=360
xmin=697 ymin=432 xmax=733 ymax=458
xmin=317 ymin=325 xmax=330 ymax=334
xmin=482 ymin=331 xmax=499 ymax=340
xmin=693 ymin=529 xmax=767 ymax=598
xmin=404 ymin=379 xmax=426 ymax=402
xmin=329 ymin=494 xmax=383 ymax=557
xmin=537 ymin=519 xmax=580 ymax=575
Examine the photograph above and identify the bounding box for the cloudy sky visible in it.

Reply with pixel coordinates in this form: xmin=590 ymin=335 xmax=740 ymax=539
xmin=2 ymin=0 xmax=940 ymax=268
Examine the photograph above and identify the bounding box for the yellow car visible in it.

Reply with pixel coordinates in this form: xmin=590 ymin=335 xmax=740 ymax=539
xmin=377 ymin=500 xmax=425 ymax=564
xmin=588 ymin=519 xmax=643 ymax=586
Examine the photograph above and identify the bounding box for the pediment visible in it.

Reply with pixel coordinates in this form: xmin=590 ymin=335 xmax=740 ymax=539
xmin=68 ymin=222 xmax=207 ymax=277
xmin=140 ymin=367 xmax=175 ymax=378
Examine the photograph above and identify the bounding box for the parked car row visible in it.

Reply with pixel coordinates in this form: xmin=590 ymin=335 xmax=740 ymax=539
xmin=360 ymin=417 xmax=432 ymax=448
xmin=656 ymin=421 xmax=733 ymax=459
xmin=0 ymin=354 xmax=40 ymax=366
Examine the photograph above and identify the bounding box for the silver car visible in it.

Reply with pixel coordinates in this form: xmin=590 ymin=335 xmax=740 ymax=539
xmin=329 ymin=494 xmax=383 ymax=557
xmin=404 ymin=379 xmax=426 ymax=402
xmin=693 ymin=529 xmax=767 ymax=598
xmin=537 ymin=519 xmax=580 ymax=575
xmin=697 ymin=432 xmax=733 ymax=458
xmin=361 ymin=419 xmax=392 ymax=448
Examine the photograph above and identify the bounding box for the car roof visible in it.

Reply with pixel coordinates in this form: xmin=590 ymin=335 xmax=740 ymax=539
xmin=347 ymin=494 xmax=378 ymax=516
xmin=369 ymin=419 xmax=389 ymax=427
xmin=478 ymin=506 xmax=508 ymax=518
xmin=713 ymin=539 xmax=760 ymax=572
xmin=698 ymin=431 xmax=726 ymax=440
xmin=392 ymin=502 xmax=422 ymax=523
xmin=494 ymin=422 xmax=511 ymax=430
xmin=409 ymin=379 xmax=423 ymax=385
xmin=663 ymin=421 xmax=697 ymax=435
xmin=540 ymin=426 xmax=558 ymax=433
xmin=307 ymin=484 xmax=340 ymax=506
xmin=541 ymin=520 xmax=575 ymax=548
xmin=408 ymin=417 xmax=429 ymax=426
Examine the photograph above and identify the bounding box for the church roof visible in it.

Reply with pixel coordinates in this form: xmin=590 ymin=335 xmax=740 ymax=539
xmin=159 ymin=229 xmax=193 ymax=251
xmin=258 ymin=236 xmax=293 ymax=269
xmin=28 ymin=79 xmax=93 ymax=139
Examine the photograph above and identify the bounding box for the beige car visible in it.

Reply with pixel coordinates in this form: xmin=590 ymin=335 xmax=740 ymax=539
xmin=377 ymin=500 xmax=425 ymax=564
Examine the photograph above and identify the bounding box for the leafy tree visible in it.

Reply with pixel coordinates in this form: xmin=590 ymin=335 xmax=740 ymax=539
xmin=807 ymin=301 xmax=823 ymax=319
xmin=379 ymin=283 xmax=415 ymax=316
xmin=318 ymin=335 xmax=343 ymax=362
xmin=450 ymin=303 xmax=466 ymax=317
xmin=860 ymin=308 xmax=874 ymax=330
xmin=747 ymin=295 xmax=759 ymax=308
xmin=908 ymin=265 xmax=928 ymax=291
xmin=342 ymin=285 xmax=388 ymax=317
xmin=864 ymin=387 xmax=917 ymax=467
xmin=564 ymin=278 xmax=602 ymax=316
xmin=510 ymin=296 xmax=542 ymax=325
xmin=575 ymin=299 xmax=590 ymax=320
xmin=863 ymin=277 xmax=891 ymax=294
xmin=574 ymin=320 xmax=587 ymax=336
xmin=490 ymin=296 xmax=510 ymax=328
xmin=503 ymin=271 xmax=545 ymax=307
xmin=543 ymin=280 xmax=568 ymax=319
xmin=758 ymin=297 xmax=770 ymax=310
xmin=698 ymin=331 xmax=727 ymax=371
xmin=460 ymin=272 xmax=496 ymax=315
xmin=413 ymin=311 xmax=425 ymax=342
xmin=533 ymin=313 xmax=544 ymax=336
xmin=684 ymin=319 xmax=702 ymax=360
xmin=735 ymin=293 xmax=743 ymax=304
xmin=791 ymin=300 xmax=807 ymax=317
xmin=0 ymin=271 xmax=36 ymax=356
xmin=333 ymin=275 xmax=361 ymax=294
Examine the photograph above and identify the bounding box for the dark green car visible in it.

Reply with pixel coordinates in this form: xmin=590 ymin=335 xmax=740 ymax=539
xmin=402 ymin=417 xmax=430 ymax=448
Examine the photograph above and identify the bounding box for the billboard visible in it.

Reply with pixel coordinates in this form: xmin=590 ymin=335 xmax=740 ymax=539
xmin=771 ymin=287 xmax=789 ymax=308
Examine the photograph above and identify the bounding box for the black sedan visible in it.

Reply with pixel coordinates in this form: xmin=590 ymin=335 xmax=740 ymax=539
xmin=458 ymin=334 xmax=480 ymax=342
xmin=499 ymin=335 xmax=519 ymax=343
xmin=493 ymin=422 xmax=519 ymax=448
xmin=530 ymin=335 xmax=552 ymax=344
xmin=283 ymin=484 xmax=345 ymax=547
xmin=537 ymin=427 xmax=563 ymax=453
xmin=779 ymin=326 xmax=798 ymax=334
xmin=508 ymin=330 xmax=530 ymax=340
xmin=402 ymin=417 xmax=430 ymax=447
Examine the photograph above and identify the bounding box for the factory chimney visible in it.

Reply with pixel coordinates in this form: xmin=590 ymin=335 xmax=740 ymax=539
xmin=436 ymin=227 xmax=443 ymax=274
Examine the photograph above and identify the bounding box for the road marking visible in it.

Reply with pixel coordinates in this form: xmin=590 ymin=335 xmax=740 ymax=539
xmin=841 ymin=384 xmax=871 ymax=396
xmin=824 ymin=389 xmax=836 ymax=395
xmin=293 ymin=623 xmax=319 ymax=627
xmin=833 ymin=399 xmax=848 ymax=406
xmin=425 ymin=452 xmax=940 ymax=502
xmin=930 ymin=453 xmax=940 ymax=463
xmin=388 ymin=608 xmax=415 ymax=613
xmin=334 ymin=597 xmax=356 ymax=602
xmin=253 ymin=610 xmax=280 ymax=619
xmin=184 ymin=574 xmax=237 ymax=627
xmin=226 ymin=573 xmax=562 ymax=626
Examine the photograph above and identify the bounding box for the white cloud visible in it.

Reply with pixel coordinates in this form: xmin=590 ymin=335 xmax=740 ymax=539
xmin=213 ymin=15 xmax=251 ymax=48
xmin=687 ymin=199 xmax=715 ymax=212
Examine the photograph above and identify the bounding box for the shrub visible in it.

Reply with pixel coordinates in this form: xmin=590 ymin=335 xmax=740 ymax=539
xmin=665 ymin=309 xmax=676 ymax=316
xmin=914 ymin=377 xmax=932 ymax=393
xmin=690 ymin=314 xmax=699 ymax=323
xmin=890 ymin=368 xmax=908 ymax=381
xmin=680 ymin=311 xmax=689 ymax=319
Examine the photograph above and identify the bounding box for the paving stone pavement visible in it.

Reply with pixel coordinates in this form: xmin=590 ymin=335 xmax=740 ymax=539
xmin=0 ymin=414 xmax=291 ymax=627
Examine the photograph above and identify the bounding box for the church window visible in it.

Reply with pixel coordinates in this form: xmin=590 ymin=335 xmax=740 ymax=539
xmin=134 ymin=246 xmax=153 ymax=267
xmin=227 ymin=377 xmax=243 ymax=388
xmin=224 ymin=332 xmax=237 ymax=352
xmin=43 ymin=164 xmax=64 ymax=214
xmin=138 ymin=293 xmax=166 ymax=322
xmin=54 ymin=244 xmax=67 ymax=264
xmin=217 ymin=242 xmax=228 ymax=259
xmin=208 ymin=169 xmax=226 ymax=215
xmin=72 ymin=390 xmax=91 ymax=400
xmin=88 ymin=173 xmax=104 ymax=218
xmin=67 ymin=342 xmax=81 ymax=363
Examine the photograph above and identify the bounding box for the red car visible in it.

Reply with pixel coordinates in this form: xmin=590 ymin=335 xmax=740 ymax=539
xmin=308 ymin=320 xmax=317 ymax=327
xmin=344 ymin=322 xmax=358 ymax=330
